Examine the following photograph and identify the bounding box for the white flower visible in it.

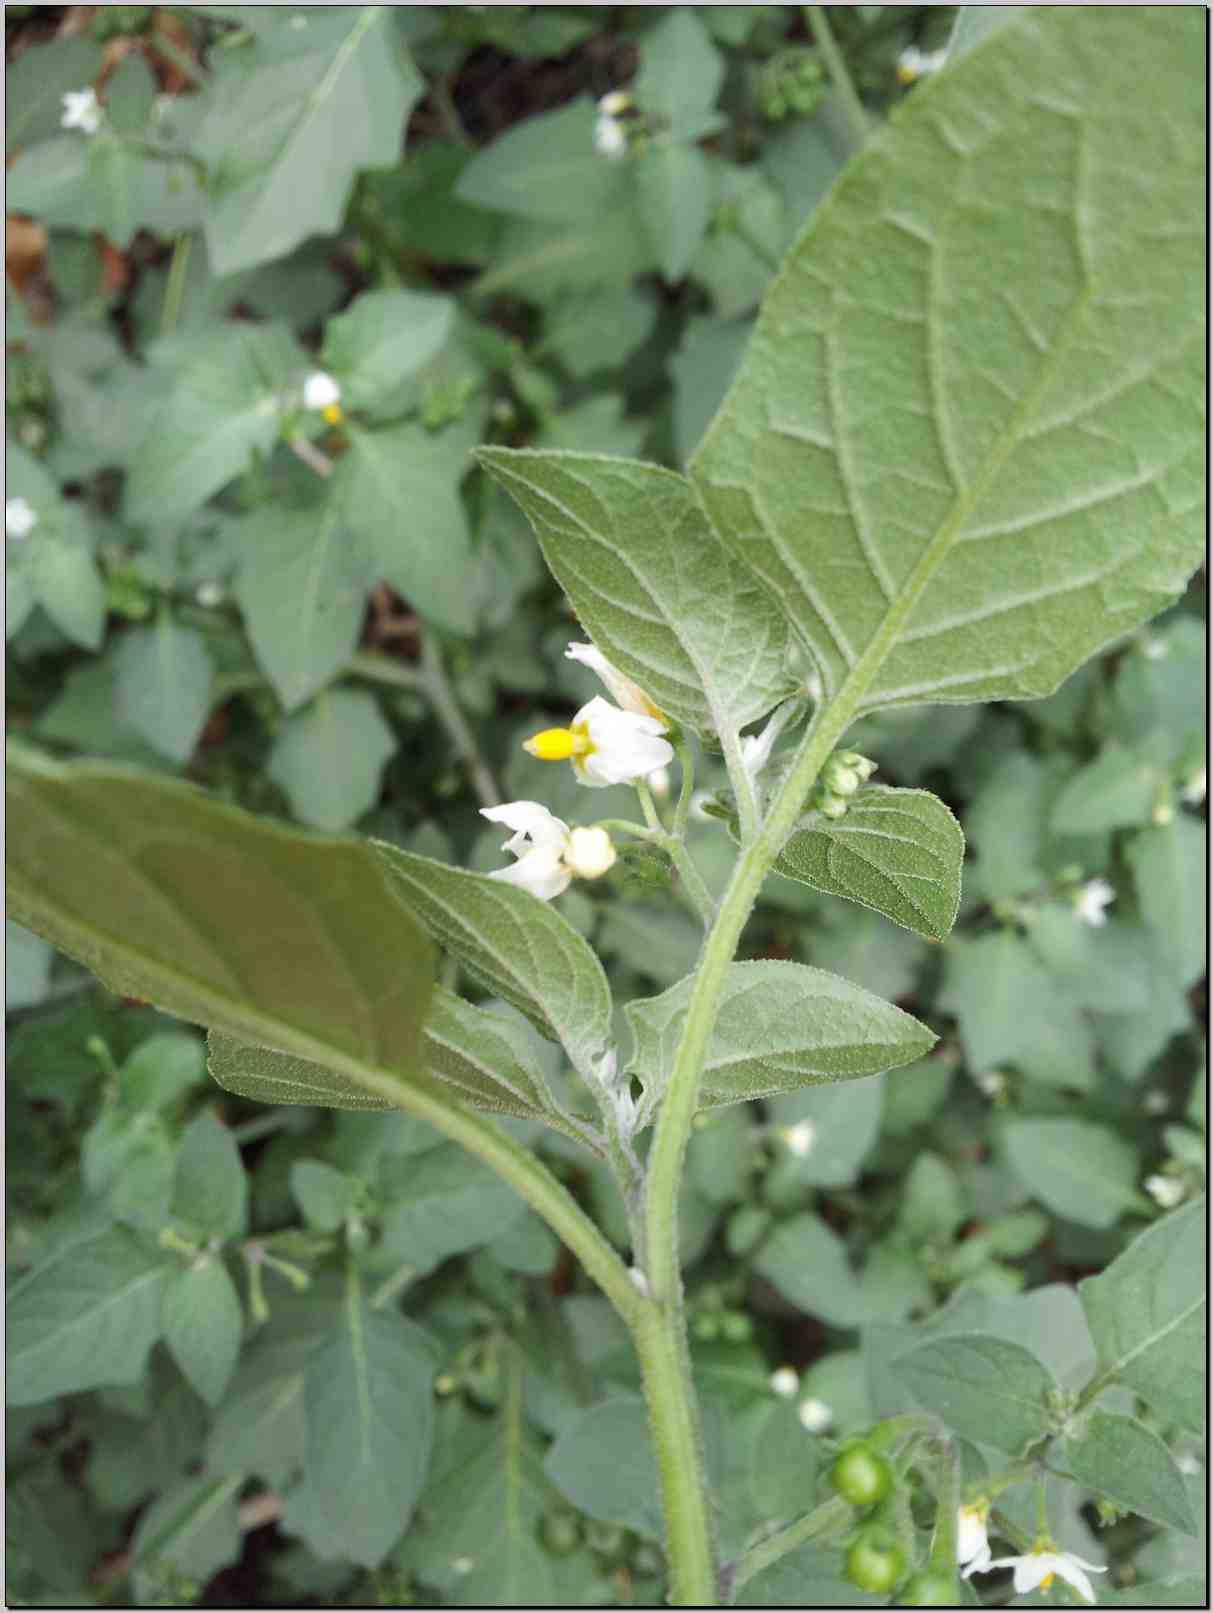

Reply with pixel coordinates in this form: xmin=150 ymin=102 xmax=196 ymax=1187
xmin=61 ymin=87 xmax=102 ymax=135
xmin=1145 ymin=1173 xmax=1186 ymax=1210
xmin=976 ymin=1069 xmax=1007 ymax=1100
xmin=598 ymin=91 xmax=631 ymax=117
xmin=523 ymin=696 xmax=673 ymax=788
xmin=797 ymin=1397 xmax=832 ymax=1432
xmin=783 ymin=1119 xmax=816 ymax=1158
xmin=481 ymin=801 xmax=616 ymax=900
xmin=565 ymin=642 xmax=664 ymax=720
xmin=647 ymin=765 xmax=672 ymax=798
xmin=5 ymin=496 xmax=37 ymax=540
xmin=302 ymin=371 xmax=342 ymax=413
xmin=769 ymin=1366 xmax=799 ymax=1399
xmin=982 ymin=1548 xmax=1105 ymax=1604
xmin=1181 ymin=766 xmax=1206 ymax=805
xmin=1143 ymin=637 xmax=1169 ymax=660
xmin=957 ymin=1505 xmax=992 ymax=1576
xmin=1073 ymin=878 xmax=1115 ymax=927
xmin=594 ymin=112 xmax=628 ymax=158
xmin=896 ymin=46 xmax=947 ymax=84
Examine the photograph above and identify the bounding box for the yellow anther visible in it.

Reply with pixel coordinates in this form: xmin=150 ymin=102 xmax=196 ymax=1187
xmin=322 ymin=403 xmax=343 ymax=425
xmin=1041 ymin=1574 xmax=1055 ymax=1590
xmin=523 ymin=726 xmax=591 ymax=762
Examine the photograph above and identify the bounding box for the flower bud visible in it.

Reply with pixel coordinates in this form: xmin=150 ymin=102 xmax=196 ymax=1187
xmin=564 ymin=826 xmax=616 ymax=880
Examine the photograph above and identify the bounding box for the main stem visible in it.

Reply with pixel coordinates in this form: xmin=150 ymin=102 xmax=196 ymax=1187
xmin=635 ymin=688 xmax=865 ymax=1603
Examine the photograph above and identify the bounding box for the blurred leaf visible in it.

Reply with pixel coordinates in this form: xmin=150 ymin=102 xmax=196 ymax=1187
xmin=1128 ymin=818 xmax=1207 ymax=989
xmin=693 ymin=9 xmax=1205 ymax=710
xmin=1079 ymin=1198 xmax=1206 ymax=1434
xmin=1026 ymin=910 xmax=1151 ymax=1016
xmin=670 ymin=315 xmax=751 ymax=465
xmin=197 ymin=6 xmax=424 ymax=276
xmin=6 ymin=920 xmax=53 ymax=1010
xmin=637 ymin=142 xmax=712 ymax=283
xmin=114 ymin=619 xmax=215 ymax=764
xmin=130 ymin=1474 xmax=242 ymax=1607
xmin=378 ymin=1142 xmax=527 ymax=1275
xmin=6 ymin=35 xmax=105 ymax=148
xmin=773 ymin=785 xmax=963 ymax=941
xmin=628 ymin=961 xmax=933 ymax=1107
xmin=893 ymin=1333 xmax=1057 ymax=1451
xmin=1054 ymin=1410 xmax=1198 ymax=1534
xmin=268 ymin=689 xmax=396 ymax=831
xmin=161 ymin=1255 xmax=244 ymax=1406
xmin=545 ymin=1396 xmax=664 ymax=1539
xmin=1001 ymin=1118 xmax=1141 ymax=1230
xmin=634 ymin=9 xmax=724 ymax=142
xmin=173 ymin=1109 xmax=248 ymax=1241
xmin=322 ymin=289 xmax=454 ymax=412
xmin=767 ymin=1077 xmax=885 ymax=1189
xmin=455 ymin=97 xmax=629 ymax=223
xmin=1051 ymin=743 xmax=1160 ymax=834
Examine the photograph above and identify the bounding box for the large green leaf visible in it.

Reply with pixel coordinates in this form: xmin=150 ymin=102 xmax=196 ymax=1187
xmin=8 ymin=1224 xmax=171 ymax=1406
xmin=772 ymin=784 xmax=963 ymax=940
xmin=377 ymin=1144 xmax=528 ymax=1277
xmin=626 ymin=959 xmax=934 ymax=1107
xmin=321 ymin=288 xmax=454 ymax=412
xmin=477 ymin=449 xmax=796 ymax=736
xmin=197 ymin=7 xmax=424 ymax=276
xmin=1079 ymin=1198 xmax=1206 ymax=1434
xmin=892 ymin=1333 xmax=1057 ymax=1452
xmin=375 ymin=843 xmax=612 ymax=1080
xmin=267 ymin=688 xmax=396 ymax=831
xmin=160 ymin=1256 xmax=244 ymax=1408
xmin=1054 ymin=1410 xmax=1198 ymax=1535
xmin=5 ymin=750 xmax=435 ymax=1100
xmin=692 ymin=8 xmax=1205 ymax=712
xmin=1001 ymin=1118 xmax=1141 ymax=1230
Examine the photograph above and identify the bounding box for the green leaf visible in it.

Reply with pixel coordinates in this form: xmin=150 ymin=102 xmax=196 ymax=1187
xmin=208 ymin=1030 xmax=393 ymax=1111
xmin=377 ymin=1143 xmax=527 ymax=1276
xmin=634 ymin=9 xmax=724 ymax=143
xmin=421 ymin=987 xmax=559 ymax=1121
xmin=234 ymin=501 xmax=375 ymax=712
xmin=772 ymin=785 xmax=963 ymax=940
xmin=6 ymin=920 xmax=53 ymax=1011
xmin=322 ymin=289 xmax=454 ymax=410
xmin=130 ymin=1474 xmax=242 ymax=1607
xmin=766 ymin=1077 xmax=885 ymax=1189
xmin=947 ymin=5 xmax=1024 ymax=58
xmin=124 ymin=323 xmax=305 ymax=527
xmin=692 ymin=9 xmax=1205 ymax=711
xmin=1079 ymin=1198 xmax=1205 ymax=1434
xmin=6 ymin=751 xmax=436 ymax=1105
xmin=6 ymin=36 xmax=105 ymax=147
xmin=114 ymin=619 xmax=215 ymax=764
xmin=173 ymin=1109 xmax=248 ymax=1241
xmin=374 ymin=842 xmax=612 ymax=1078
xmin=291 ymin=1160 xmax=356 ymax=1231
xmin=1100 ymin=1581 xmax=1208 ymax=1609
xmin=298 ymin=1282 xmax=436 ymax=1567
xmin=268 ymin=689 xmax=395 ymax=831
xmin=121 ymin=1033 xmax=206 ymax=1111
xmin=476 ymin=449 xmax=796 ymax=736
xmin=940 ymin=931 xmax=1096 ymax=1090
xmin=455 ymin=97 xmax=631 ymax=223
xmin=1054 ymin=1410 xmax=1198 ymax=1535
xmin=335 ymin=423 xmax=476 ymax=636
xmin=8 ymin=1224 xmax=170 ymax=1405
xmin=545 ymin=1396 xmax=665 ymax=1540
xmin=637 ymin=143 xmax=712 ymax=283
xmin=1051 ymin=743 xmax=1161 ymax=834
xmin=893 ymin=1333 xmax=1057 ymax=1451
xmin=1026 ymin=910 xmax=1152 ymax=1016
xmin=1002 ymin=1118 xmax=1141 ymax=1229
xmin=29 ymin=527 xmax=107 ymax=650
xmin=1128 ymin=818 xmax=1207 ymax=988
xmin=755 ymin=1213 xmax=874 ymax=1328
xmin=161 ymin=1255 xmax=244 ymax=1407
xmin=197 ymin=7 xmax=424 ymax=276
xmin=627 ymin=960 xmax=935 ymax=1107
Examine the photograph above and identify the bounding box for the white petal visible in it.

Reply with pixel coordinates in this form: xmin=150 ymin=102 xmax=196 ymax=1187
xmin=957 ymin=1509 xmax=990 ymax=1567
xmin=1011 ymin=1556 xmax=1050 ymax=1594
xmin=487 ymin=845 xmax=571 ymax=901
xmin=481 ymin=801 xmax=568 ymax=852
xmin=1054 ymin=1556 xmax=1104 ymax=1603
xmin=566 ymin=642 xmax=657 ymax=716
xmin=575 ymin=699 xmax=674 ymax=785
xmin=302 ymin=371 xmax=341 ymax=409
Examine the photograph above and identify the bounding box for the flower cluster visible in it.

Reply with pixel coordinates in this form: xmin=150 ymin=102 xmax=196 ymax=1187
xmin=810 ymin=750 xmax=877 ymax=820
xmin=61 ymin=87 xmax=102 ymax=135
xmin=485 ymin=642 xmax=674 ymax=900
xmin=958 ymin=1507 xmax=1105 ymax=1604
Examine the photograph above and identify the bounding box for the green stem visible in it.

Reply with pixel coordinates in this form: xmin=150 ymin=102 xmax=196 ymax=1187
xmin=805 ymin=5 xmax=870 ymax=149
xmin=663 ymin=838 xmax=718 ymax=928
xmin=672 ymin=736 xmax=695 ymax=839
xmin=160 ymin=232 xmax=193 ymax=338
xmin=733 ymin=1496 xmax=853 ymax=1591
xmin=924 ymin=1439 xmax=960 ymax=1588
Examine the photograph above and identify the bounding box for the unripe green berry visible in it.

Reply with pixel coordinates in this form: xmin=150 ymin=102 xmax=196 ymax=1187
xmin=901 ymin=1570 xmax=956 ymax=1605
xmin=693 ymin=1313 xmax=721 ymax=1341
xmin=830 ymin=1444 xmax=894 ymax=1507
xmin=845 ymin=1531 xmax=906 ymax=1594
xmin=721 ymin=1311 xmax=753 ymax=1342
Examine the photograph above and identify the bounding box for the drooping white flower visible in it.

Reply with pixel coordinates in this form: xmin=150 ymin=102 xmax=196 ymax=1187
xmin=481 ymin=801 xmax=616 ymax=900
xmin=5 ymin=496 xmax=37 ymax=540
xmin=1145 ymin=1173 xmax=1186 ymax=1210
xmin=594 ymin=107 xmax=628 ymax=158
xmin=981 ymin=1548 xmax=1105 ymax=1604
xmin=957 ymin=1504 xmax=992 ymax=1577
xmin=523 ymin=695 xmax=673 ymax=788
xmin=302 ymin=371 xmax=342 ymax=420
xmin=61 ymin=87 xmax=102 ymax=135
xmin=1181 ymin=766 xmax=1206 ymax=805
xmin=769 ymin=1366 xmax=800 ymax=1399
xmin=565 ymin=642 xmax=665 ymax=720
xmin=783 ymin=1119 xmax=816 ymax=1158
xmin=1073 ymin=877 xmax=1115 ymax=927
xmin=797 ymin=1397 xmax=832 ymax=1432
xmin=896 ymin=45 xmax=947 ymax=84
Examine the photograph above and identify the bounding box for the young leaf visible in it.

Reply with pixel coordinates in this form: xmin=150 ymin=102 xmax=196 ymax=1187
xmin=1079 ymin=1198 xmax=1205 ymax=1434
xmin=374 ymin=843 xmax=612 ymax=1079
xmin=692 ymin=9 xmax=1205 ymax=712
xmin=6 ymin=750 xmax=435 ymax=1100
xmin=114 ymin=619 xmax=215 ymax=765
xmin=476 ymin=449 xmax=796 ymax=736
xmin=1001 ymin=1118 xmax=1141 ymax=1230
xmin=1054 ymin=1410 xmax=1198 ymax=1535
xmin=421 ymin=987 xmax=560 ymax=1120
xmin=298 ymin=1287 xmax=437 ymax=1567
xmin=627 ymin=959 xmax=935 ymax=1107
xmin=173 ymin=1110 xmax=248 ymax=1242
xmin=208 ymin=1030 xmax=394 ymax=1112
xmin=197 ymin=7 xmax=424 ymax=276
xmin=8 ymin=1225 xmax=171 ymax=1405
xmin=772 ymin=785 xmax=963 ymax=940
xmin=892 ymin=1334 xmax=1057 ymax=1451
xmin=267 ymin=689 xmax=396 ymax=831
xmin=161 ymin=1256 xmax=244 ymax=1407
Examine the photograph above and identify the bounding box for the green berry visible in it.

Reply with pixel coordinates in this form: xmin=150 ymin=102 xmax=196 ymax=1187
xmin=721 ymin=1311 xmax=753 ymax=1342
xmin=901 ymin=1570 xmax=956 ymax=1605
xmin=845 ymin=1532 xmax=906 ymax=1594
xmin=829 ymin=1444 xmax=894 ymax=1507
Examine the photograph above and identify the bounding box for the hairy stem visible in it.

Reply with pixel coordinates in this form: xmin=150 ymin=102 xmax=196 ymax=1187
xmin=733 ymin=1495 xmax=854 ymax=1591
xmin=805 ymin=5 xmax=870 ymax=148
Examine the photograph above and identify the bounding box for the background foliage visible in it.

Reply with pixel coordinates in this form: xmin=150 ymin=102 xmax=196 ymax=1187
xmin=5 ymin=5 xmax=1206 ymax=1607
